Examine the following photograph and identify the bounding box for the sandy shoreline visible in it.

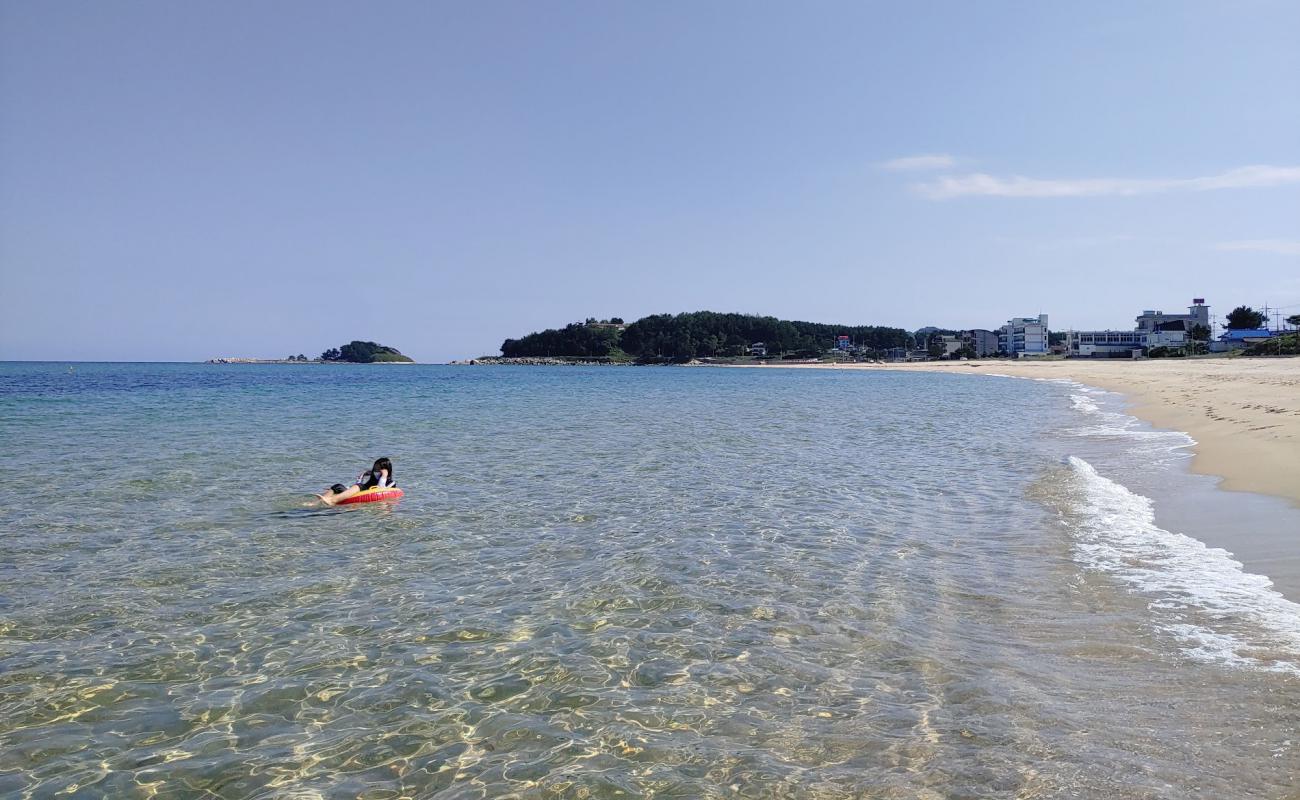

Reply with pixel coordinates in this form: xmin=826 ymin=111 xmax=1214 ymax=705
xmin=721 ymin=358 xmax=1300 ymax=507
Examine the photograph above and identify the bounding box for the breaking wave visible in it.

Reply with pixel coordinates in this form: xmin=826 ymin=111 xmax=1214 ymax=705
xmin=1065 ymin=388 xmax=1194 ymax=463
xmin=1054 ymin=456 xmax=1300 ymax=675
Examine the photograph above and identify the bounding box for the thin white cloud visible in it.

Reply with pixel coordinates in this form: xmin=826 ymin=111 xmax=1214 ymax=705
xmin=877 ymin=153 xmax=956 ymax=171
xmin=916 ymin=164 xmax=1300 ymax=199
xmin=1215 ymin=239 xmax=1300 ymax=256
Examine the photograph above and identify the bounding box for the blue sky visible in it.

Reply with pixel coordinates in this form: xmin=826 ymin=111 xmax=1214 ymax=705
xmin=2 ymin=1 xmax=1297 ymax=361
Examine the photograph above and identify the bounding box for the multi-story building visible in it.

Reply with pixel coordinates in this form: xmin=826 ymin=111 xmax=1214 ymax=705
xmin=934 ymin=335 xmax=962 ymax=358
xmin=961 ymin=329 xmax=1000 ymax=357
xmin=1066 ymin=300 xmax=1211 ymax=357
xmin=1134 ymin=299 xmax=1209 ymax=337
xmin=998 ymin=315 xmax=1050 ymax=356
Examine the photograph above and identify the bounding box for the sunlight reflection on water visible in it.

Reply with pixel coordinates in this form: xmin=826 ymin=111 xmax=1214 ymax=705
xmin=1 ymin=363 xmax=1297 ymax=798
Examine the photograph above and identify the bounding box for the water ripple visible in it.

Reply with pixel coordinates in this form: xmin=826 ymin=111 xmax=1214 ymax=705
xmin=1 ymin=364 xmax=1297 ymax=797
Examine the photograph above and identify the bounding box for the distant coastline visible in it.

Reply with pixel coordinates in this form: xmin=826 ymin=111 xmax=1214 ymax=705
xmin=206 ymin=358 xmax=416 ymax=364
xmin=452 ymin=356 xmax=635 ymax=366
xmin=206 ymin=357 xmax=323 ymax=364
xmin=209 ymin=340 xmax=415 ymax=364
xmin=451 ymin=355 xmax=829 ymax=367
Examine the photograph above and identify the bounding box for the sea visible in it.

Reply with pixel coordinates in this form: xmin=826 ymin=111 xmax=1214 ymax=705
xmin=2 ymin=362 xmax=1299 ymax=799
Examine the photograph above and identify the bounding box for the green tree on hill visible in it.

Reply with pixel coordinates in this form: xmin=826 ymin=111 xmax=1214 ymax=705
xmin=501 ymin=322 xmax=622 ymax=358
xmin=501 ymin=312 xmax=911 ymax=362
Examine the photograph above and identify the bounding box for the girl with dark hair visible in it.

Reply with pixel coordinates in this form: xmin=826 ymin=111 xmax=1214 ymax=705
xmin=317 ymin=457 xmax=396 ymax=505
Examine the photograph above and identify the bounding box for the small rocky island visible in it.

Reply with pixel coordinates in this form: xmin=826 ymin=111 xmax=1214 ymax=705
xmin=319 ymin=341 xmax=414 ymax=363
xmin=208 ymin=340 xmax=414 ymax=364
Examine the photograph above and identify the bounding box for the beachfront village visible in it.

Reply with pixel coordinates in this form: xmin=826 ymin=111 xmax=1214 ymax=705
xmin=887 ymin=298 xmax=1299 ymax=362
xmin=481 ymin=300 xmax=1299 ymax=366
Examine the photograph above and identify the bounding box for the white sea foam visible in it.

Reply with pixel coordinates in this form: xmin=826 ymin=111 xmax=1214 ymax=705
xmin=979 ymin=371 xmax=1190 ymax=455
xmin=1063 ymin=456 xmax=1300 ymax=674
xmin=1070 ymin=394 xmax=1101 ymax=414
xmin=1066 ymin=390 xmax=1195 ymax=460
xmin=981 ymin=371 xmax=1191 ymax=463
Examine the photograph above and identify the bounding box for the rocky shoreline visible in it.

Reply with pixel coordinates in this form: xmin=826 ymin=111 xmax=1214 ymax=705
xmin=206 ymin=358 xmax=322 ymax=364
xmin=206 ymin=358 xmax=417 ymax=364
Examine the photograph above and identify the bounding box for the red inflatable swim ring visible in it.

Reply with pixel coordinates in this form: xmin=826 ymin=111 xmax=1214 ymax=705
xmin=337 ymin=486 xmax=405 ymax=505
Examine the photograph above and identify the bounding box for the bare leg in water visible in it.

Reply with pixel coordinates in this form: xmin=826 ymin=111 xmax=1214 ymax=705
xmin=317 ymin=484 xmax=361 ymax=506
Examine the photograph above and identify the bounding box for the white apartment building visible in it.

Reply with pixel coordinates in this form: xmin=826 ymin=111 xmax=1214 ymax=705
xmin=998 ymin=315 xmax=1050 ymax=356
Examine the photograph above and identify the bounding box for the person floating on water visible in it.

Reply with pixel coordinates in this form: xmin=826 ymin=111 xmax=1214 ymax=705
xmin=317 ymin=457 xmax=396 ymax=506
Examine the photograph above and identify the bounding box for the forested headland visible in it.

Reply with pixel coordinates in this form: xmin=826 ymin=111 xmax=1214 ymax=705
xmin=499 ymin=312 xmax=910 ymax=362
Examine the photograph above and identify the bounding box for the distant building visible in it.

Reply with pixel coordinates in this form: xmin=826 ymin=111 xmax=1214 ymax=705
xmin=835 ymin=335 xmax=852 ymax=351
xmin=999 ymin=315 xmax=1050 ymax=356
xmin=885 ymin=347 xmax=930 ymax=362
xmin=1066 ymin=300 xmax=1211 ymax=357
xmin=749 ymin=342 xmax=767 ymax=357
xmin=935 ymin=335 xmax=962 ymax=358
xmin=1134 ymin=300 xmax=1209 ymax=337
xmin=961 ymin=329 xmax=1000 ymax=357
xmin=1213 ymin=328 xmax=1275 ymax=351
xmin=1065 ymin=330 xmax=1144 ymax=358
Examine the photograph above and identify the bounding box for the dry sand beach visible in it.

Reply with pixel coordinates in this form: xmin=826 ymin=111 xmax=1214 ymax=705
xmin=738 ymin=357 xmax=1300 ymax=507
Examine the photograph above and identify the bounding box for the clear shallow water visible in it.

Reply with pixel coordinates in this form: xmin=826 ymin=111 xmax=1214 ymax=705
xmin=2 ymin=363 xmax=1298 ymax=798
